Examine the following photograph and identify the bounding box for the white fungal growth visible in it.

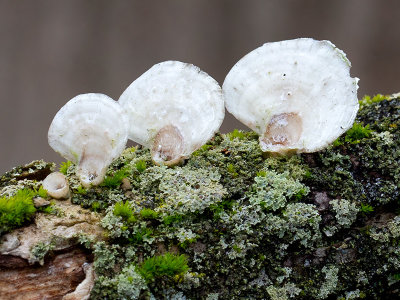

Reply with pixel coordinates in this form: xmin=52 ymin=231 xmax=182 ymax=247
xmin=119 ymin=61 xmax=225 ymax=165
xmin=48 ymin=94 xmax=128 ymax=187
xmin=42 ymin=172 xmax=70 ymax=199
xmin=223 ymin=38 xmax=359 ymax=153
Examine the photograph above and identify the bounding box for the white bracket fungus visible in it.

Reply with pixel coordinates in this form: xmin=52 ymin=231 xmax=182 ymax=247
xmin=42 ymin=172 xmax=70 ymax=199
xmin=119 ymin=61 xmax=225 ymax=166
xmin=223 ymin=38 xmax=359 ymax=154
xmin=48 ymin=94 xmax=128 ymax=187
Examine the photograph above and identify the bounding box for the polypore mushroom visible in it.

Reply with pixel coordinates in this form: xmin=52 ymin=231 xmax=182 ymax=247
xmin=223 ymin=38 xmax=359 ymax=153
xmin=42 ymin=172 xmax=70 ymax=199
xmin=119 ymin=61 xmax=225 ymax=165
xmin=48 ymin=93 xmax=128 ymax=187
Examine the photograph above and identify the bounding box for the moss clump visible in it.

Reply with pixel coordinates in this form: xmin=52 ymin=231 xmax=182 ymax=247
xmin=140 ymin=208 xmax=158 ymax=219
xmin=101 ymin=167 xmax=130 ymax=188
xmin=359 ymin=203 xmax=374 ymax=214
xmin=344 ymin=122 xmax=373 ymax=143
xmin=59 ymin=160 xmax=72 ymax=175
xmin=0 ymin=188 xmax=37 ymax=235
xmin=359 ymin=93 xmax=387 ymax=107
xmin=113 ymin=201 xmax=136 ymax=224
xmin=138 ymin=252 xmax=189 ymax=283
xmin=226 ymin=129 xmax=248 ymax=141
xmin=134 ymin=159 xmax=147 ymax=173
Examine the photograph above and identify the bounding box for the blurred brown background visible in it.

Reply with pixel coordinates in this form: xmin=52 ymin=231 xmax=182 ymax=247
xmin=0 ymin=0 xmax=399 ymax=174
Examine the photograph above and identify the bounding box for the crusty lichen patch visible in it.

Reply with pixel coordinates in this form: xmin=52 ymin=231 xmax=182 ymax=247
xmin=1 ymin=95 xmax=400 ymax=299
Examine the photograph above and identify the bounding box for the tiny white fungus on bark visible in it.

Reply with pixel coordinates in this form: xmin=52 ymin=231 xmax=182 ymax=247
xmin=42 ymin=172 xmax=70 ymax=199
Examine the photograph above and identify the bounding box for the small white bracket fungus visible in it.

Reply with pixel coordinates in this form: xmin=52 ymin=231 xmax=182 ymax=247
xmin=119 ymin=61 xmax=225 ymax=166
xmin=42 ymin=172 xmax=70 ymax=199
xmin=223 ymin=38 xmax=359 ymax=154
xmin=48 ymin=94 xmax=128 ymax=187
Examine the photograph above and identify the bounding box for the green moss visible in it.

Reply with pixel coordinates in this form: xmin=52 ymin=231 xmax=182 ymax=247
xmin=75 ymin=185 xmax=87 ymax=195
xmin=59 ymin=160 xmax=72 ymax=175
xmin=163 ymin=214 xmax=184 ymax=225
xmin=192 ymin=144 xmax=213 ymax=157
xmin=129 ymin=227 xmax=154 ymax=244
xmin=140 ymin=208 xmax=158 ymax=219
xmin=38 ymin=202 xmax=63 ymax=216
xmin=101 ymin=167 xmax=130 ymax=188
xmin=209 ymin=198 xmax=235 ymax=219
xmin=226 ymin=129 xmax=248 ymax=141
xmin=113 ymin=201 xmax=136 ymax=223
xmin=91 ymin=201 xmax=101 ymax=212
xmin=227 ymin=163 xmax=238 ymax=177
xmin=35 ymin=186 xmax=48 ymax=198
xmin=0 ymin=189 xmax=37 ymax=235
xmin=359 ymin=93 xmax=387 ymax=107
xmin=138 ymin=252 xmax=189 ymax=283
xmin=135 ymin=160 xmax=147 ymax=173
xmin=360 ymin=203 xmax=374 ymax=214
xmin=344 ymin=123 xmax=373 ymax=143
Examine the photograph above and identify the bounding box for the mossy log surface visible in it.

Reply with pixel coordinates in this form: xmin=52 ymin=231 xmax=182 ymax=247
xmin=1 ymin=95 xmax=400 ymax=299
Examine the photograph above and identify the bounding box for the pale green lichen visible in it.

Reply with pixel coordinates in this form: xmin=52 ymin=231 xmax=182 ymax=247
xmin=205 ymin=292 xmax=220 ymax=300
xmin=115 ymin=264 xmax=147 ymax=299
xmin=93 ymin=241 xmax=121 ymax=276
xmin=91 ymin=264 xmax=148 ymax=300
xmin=318 ymin=265 xmax=339 ymax=299
xmin=136 ymin=166 xmax=226 ymax=216
xmin=283 ymin=203 xmax=321 ymax=247
xmin=267 ymin=282 xmax=302 ymax=300
xmin=369 ymin=216 xmax=400 ymax=243
xmin=248 ymin=170 xmax=309 ymax=211
xmin=30 ymin=240 xmax=55 ymax=265
xmin=331 ymin=199 xmax=358 ymax=228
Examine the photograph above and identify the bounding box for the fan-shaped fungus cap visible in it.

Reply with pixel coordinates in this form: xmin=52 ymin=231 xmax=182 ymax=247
xmin=119 ymin=61 xmax=225 ymax=166
xmin=42 ymin=172 xmax=70 ymax=199
xmin=223 ymin=38 xmax=359 ymax=153
xmin=48 ymin=93 xmax=128 ymax=187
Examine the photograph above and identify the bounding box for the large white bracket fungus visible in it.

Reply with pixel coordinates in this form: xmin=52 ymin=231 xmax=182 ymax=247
xmin=223 ymin=38 xmax=359 ymax=154
xmin=48 ymin=94 xmax=128 ymax=187
xmin=119 ymin=61 xmax=225 ymax=166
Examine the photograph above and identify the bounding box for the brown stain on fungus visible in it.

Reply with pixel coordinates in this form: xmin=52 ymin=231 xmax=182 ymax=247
xmin=262 ymin=112 xmax=303 ymax=147
xmin=151 ymin=124 xmax=184 ymax=166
